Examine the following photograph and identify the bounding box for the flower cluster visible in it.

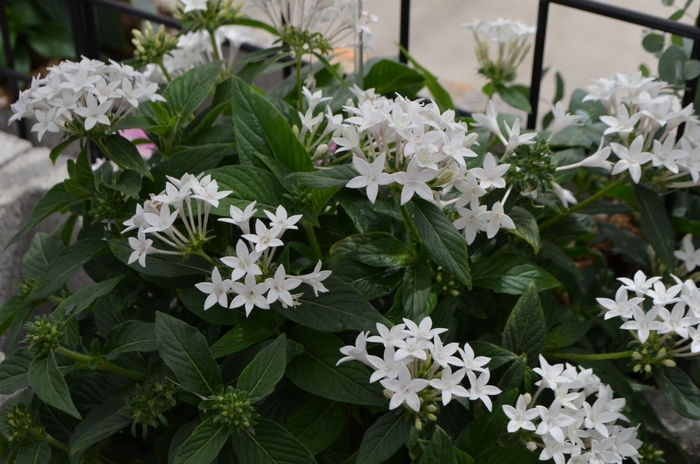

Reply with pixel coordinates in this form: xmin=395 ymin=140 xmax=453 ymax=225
xmin=338 ymin=317 xmax=501 ymax=427
xmin=9 ymin=57 xmax=164 ymax=140
xmin=461 ymin=18 xmax=536 ymax=85
xmin=597 ymin=268 xmax=700 ymax=367
xmin=197 ymin=201 xmax=331 ymax=315
xmin=123 ymin=173 xmax=232 ymax=267
xmin=505 ymin=356 xmax=642 ymax=464
xmin=573 ymin=72 xmax=699 ymax=185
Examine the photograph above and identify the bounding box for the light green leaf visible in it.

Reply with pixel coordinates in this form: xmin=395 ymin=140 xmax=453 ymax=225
xmin=28 ymin=352 xmax=81 ymax=419
xmin=412 ymin=199 xmax=471 ymax=288
xmin=356 ymin=412 xmax=411 ymax=464
xmin=502 ymin=285 xmax=546 ymax=359
xmin=102 ymin=134 xmax=153 ymax=181
xmin=103 ymin=321 xmax=157 ymax=359
xmin=352 ymin=238 xmax=412 ymax=268
xmin=495 ymin=84 xmax=532 ymax=113
xmin=155 ymin=312 xmax=222 ymax=396
xmin=232 ymin=419 xmax=317 ymax=464
xmin=210 ymin=318 xmax=274 ymax=358
xmin=472 ymin=256 xmax=559 ymax=294
xmin=173 ymin=417 xmax=228 ymax=464
xmin=238 ymin=334 xmax=286 ymax=400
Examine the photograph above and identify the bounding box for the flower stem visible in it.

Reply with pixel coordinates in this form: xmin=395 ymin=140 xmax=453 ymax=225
xmin=54 ymin=346 xmax=147 ymax=381
xmin=539 ymin=174 xmax=628 ymax=231
xmin=46 ymin=434 xmax=69 ymax=452
xmin=302 ymin=221 xmax=322 ymax=260
xmin=546 ymin=351 xmax=633 ymax=361
xmin=296 ymin=54 xmax=304 ymax=112
xmin=158 ymin=61 xmax=172 ymax=83
xmin=46 ymin=295 xmax=64 ymax=304
xmin=399 ymin=202 xmax=422 ymax=245
xmin=209 ymin=30 xmax=222 ymax=61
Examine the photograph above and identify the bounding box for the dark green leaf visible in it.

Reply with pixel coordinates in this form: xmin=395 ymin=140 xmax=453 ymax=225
xmin=633 ymin=185 xmax=676 ymax=271
xmin=474 ymin=447 xmax=541 ymax=464
xmin=178 ymin=287 xmax=244 ymax=326
xmin=356 ymin=412 xmax=411 ymax=464
xmin=29 ymin=239 xmax=110 ymax=301
xmin=654 ymin=366 xmax=700 ymax=420
xmin=69 ymin=398 xmax=130 ymax=457
xmin=16 ymin=441 xmax=50 ymax=464
xmin=495 ymin=84 xmax=532 ymax=113
xmin=238 ymin=334 xmax=287 ymax=399
xmin=173 ymin=418 xmax=228 ymax=464
xmin=353 ymin=238 xmax=412 ymax=268
xmin=553 ymin=72 xmax=564 ymax=104
xmin=547 ymin=321 xmax=592 ymax=348
xmin=472 ymin=257 xmax=559 ymax=294
xmin=286 ymin=327 xmax=386 ymax=406
xmin=110 ymin=238 xmax=210 ymax=277
xmin=102 ymin=134 xmax=153 ymax=181
xmin=498 ymin=357 xmax=527 ymax=391
xmin=469 ymin=342 xmax=517 ymax=370
xmin=455 ymin=449 xmax=475 ymax=464
xmin=285 ymin=398 xmax=347 ymax=454
xmin=288 ymin=165 xmax=357 ymax=189
xmin=643 ymin=34 xmax=665 ymax=53
xmin=232 ymin=419 xmax=317 ymax=464
xmin=402 ymin=264 xmax=431 ymax=320
xmin=412 ymin=199 xmax=471 ymax=288
xmin=28 ymin=352 xmax=81 ymax=419
xmin=420 ymin=426 xmax=457 ymax=464
xmin=502 ymin=285 xmax=545 ymax=360
xmin=7 ymin=183 xmax=79 ymax=247
xmin=507 ymin=207 xmax=540 ymax=253
xmin=210 ymin=318 xmax=274 ymax=358
xmin=457 ymin=389 xmax=518 ymax=457
xmin=0 ymin=348 xmax=34 ymax=394
xmin=103 ymin=321 xmax=157 ymax=359
xmin=49 ymin=136 xmax=79 ymax=163
xmin=164 ymin=61 xmax=223 ymax=128
xmin=53 ymin=276 xmax=123 ymax=320
xmin=207 ymin=165 xmax=286 ymax=216
xmin=64 ymin=147 xmax=95 ymax=199
xmin=155 ymin=312 xmax=223 ymax=396
xmin=277 ymin=277 xmax=389 ymax=333
xmin=364 ymin=60 xmax=425 ymax=97
xmin=22 ymin=233 xmax=64 ymax=280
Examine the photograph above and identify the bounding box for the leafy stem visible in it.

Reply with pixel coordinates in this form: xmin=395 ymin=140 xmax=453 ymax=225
xmin=302 ymin=220 xmax=322 ymax=260
xmin=546 ymin=351 xmax=633 ymax=361
xmin=46 ymin=434 xmax=69 ymax=452
xmin=399 ymin=201 xmax=422 ymax=246
xmin=54 ymin=346 xmax=147 ymax=381
xmin=539 ymin=174 xmax=628 ymax=231
xmin=46 ymin=295 xmax=64 ymax=304
xmin=295 ymin=54 xmax=304 ymax=112
xmin=158 ymin=61 xmax=173 ymax=83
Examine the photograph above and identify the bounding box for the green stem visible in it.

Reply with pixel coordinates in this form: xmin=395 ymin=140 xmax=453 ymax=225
xmin=209 ymin=29 xmax=222 ymax=61
xmin=55 ymin=346 xmax=147 ymax=381
xmin=296 ymin=54 xmax=304 ymax=112
xmin=302 ymin=221 xmax=322 ymax=260
xmin=400 ymin=202 xmax=422 ymax=245
xmin=546 ymin=351 xmax=633 ymax=361
xmin=158 ymin=61 xmax=173 ymax=83
xmin=46 ymin=434 xmax=69 ymax=452
xmin=330 ymin=153 xmax=352 ymax=166
xmin=196 ymin=250 xmax=217 ymax=266
xmin=539 ymin=174 xmax=628 ymax=231
xmin=46 ymin=295 xmax=64 ymax=304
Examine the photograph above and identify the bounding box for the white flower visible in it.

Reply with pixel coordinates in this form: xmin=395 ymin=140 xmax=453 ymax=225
xmin=299 ymin=261 xmax=332 ymax=296
xmin=533 ymin=355 xmax=567 ymax=389
xmin=619 ymin=306 xmax=666 ymax=343
xmin=599 ymin=104 xmax=641 ymax=136
xmin=646 ymin=280 xmax=682 ymax=306
xmin=229 ymin=273 xmax=270 ymax=316
xmin=242 ymin=220 xmax=284 ymax=253
xmin=686 ymin=326 xmax=700 ymax=353
xmin=402 ymin=317 xmax=447 ymax=340
xmin=466 ymin=370 xmax=501 ymax=412
xmin=195 ymin=267 xmax=231 ymax=310
xmin=143 ymin=204 xmax=179 ymax=234
xmin=547 ymin=102 xmax=582 ymax=140
xmin=478 ymin=201 xmax=516 ymax=239
xmin=503 ymin=118 xmax=537 ymax=154
xmin=551 ymin=181 xmax=578 ymax=209
xmin=367 ymin=323 xmax=406 ymax=347
xmin=337 ymin=331 xmax=371 ymax=366
xmin=503 ymin=395 xmax=539 ymax=432
xmin=429 ymin=366 xmax=470 ymax=406
xmin=471 ymin=101 xmax=506 ymax=144
xmin=191 ymin=179 xmax=232 ymax=208
xmin=346 ymin=153 xmax=394 ymax=204
xmin=31 ymin=108 xmax=60 ymax=141
xmin=652 ymin=136 xmax=687 ymax=174
xmin=469 ymin=153 xmax=510 ymax=189
xmin=458 ymin=343 xmax=490 ymax=373
xmin=393 ymin=337 xmax=431 ymax=361
xmin=611 ymin=135 xmax=653 ymax=183
xmin=453 ymin=204 xmax=488 ymax=245
xmin=392 ymin=157 xmax=438 ymax=205
xmin=220 ymin=240 xmax=263 ymax=281
xmin=264 ymin=206 xmax=303 ymax=231
xmin=596 ymin=286 xmax=644 ymax=320
xmin=265 ymin=265 xmax=302 ymax=307
xmin=675 ymin=234 xmax=700 ymax=273
xmin=380 ymin=363 xmax=430 ymax=412
xmin=657 ymin=302 xmax=698 ymax=339
xmin=128 ymin=228 xmax=154 ymax=267
xmin=219 ymin=201 xmax=257 ymax=235
xmin=617 ymin=270 xmax=660 ymax=297
xmin=367 ymin=345 xmax=404 ymax=383
xmin=429 ymin=336 xmax=462 ymax=368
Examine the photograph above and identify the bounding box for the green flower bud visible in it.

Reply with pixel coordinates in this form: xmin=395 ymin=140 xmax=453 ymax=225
xmin=25 ymin=316 xmax=63 ymax=356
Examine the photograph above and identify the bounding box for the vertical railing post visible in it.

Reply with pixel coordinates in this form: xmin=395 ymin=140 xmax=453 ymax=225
xmin=69 ymin=0 xmax=101 ymax=60
xmin=681 ymin=5 xmax=700 ymax=118
xmin=527 ymin=0 xmax=550 ymax=130
xmin=399 ymin=0 xmax=411 ymax=63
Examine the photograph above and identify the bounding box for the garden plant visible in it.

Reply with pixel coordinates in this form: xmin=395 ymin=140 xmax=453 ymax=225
xmin=4 ymin=0 xmax=700 ymax=463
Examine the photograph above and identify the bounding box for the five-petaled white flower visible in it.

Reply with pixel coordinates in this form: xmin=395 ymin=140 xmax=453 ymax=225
xmin=195 ymin=267 xmax=231 ymax=310
xmin=392 ymin=156 xmax=439 ymax=205
xmin=345 ymin=153 xmax=394 ymax=204
xmin=470 ymin=153 xmax=510 ymax=189
xmin=380 ymin=362 xmax=430 ymax=412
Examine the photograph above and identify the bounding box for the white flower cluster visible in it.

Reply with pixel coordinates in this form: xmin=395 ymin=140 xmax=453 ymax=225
xmin=337 ymin=317 xmax=501 ymax=414
xmin=505 ymin=356 xmax=642 ymax=464
xmin=10 ymin=57 xmax=164 ymax=140
xmin=597 ymin=269 xmax=700 ymax=357
xmin=248 ymin=0 xmax=378 ymax=52
xmin=461 ymin=18 xmax=536 ymax=44
xmin=336 ymin=88 xmax=524 ymax=244
xmin=296 ymin=87 xmax=344 ymax=164
xmin=123 ymin=173 xmax=232 ymax=267
xmin=197 ymin=201 xmax=331 ymax=316
xmin=574 ymin=72 xmax=700 ymax=185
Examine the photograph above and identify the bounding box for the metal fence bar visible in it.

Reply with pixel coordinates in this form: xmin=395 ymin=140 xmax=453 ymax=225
xmin=399 ymin=0 xmax=411 ymax=64
xmin=527 ymin=1 xmax=550 ymax=130
xmin=0 ymin=0 xmax=27 ymax=138
xmin=88 ymin=0 xmax=181 ymax=29
xmin=69 ymin=0 xmax=102 ymax=60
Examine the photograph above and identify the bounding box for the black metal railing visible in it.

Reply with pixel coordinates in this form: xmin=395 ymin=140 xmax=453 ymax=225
xmin=1 ymin=0 xmax=700 ymax=138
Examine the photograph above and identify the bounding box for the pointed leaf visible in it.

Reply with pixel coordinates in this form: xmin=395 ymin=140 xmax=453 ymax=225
xmin=633 ymin=184 xmax=676 ymax=271
xmin=456 ymin=390 xmax=518 ymax=457
xmin=53 ymin=276 xmax=123 ymax=320
xmin=22 ymin=233 xmax=64 ymax=280
xmin=356 ymin=412 xmax=411 ymax=464
xmin=210 ymin=318 xmax=273 ymax=358
xmin=420 ymin=426 xmax=457 ymax=464
xmin=238 ymin=334 xmax=287 ymax=400
xmin=472 ymin=256 xmax=559 ymax=294
xmin=502 ymin=285 xmax=545 ymax=359
xmin=173 ymin=417 xmax=228 ymax=464
xmin=102 ymin=134 xmax=153 ymax=180
xmin=69 ymin=398 xmax=131 ymax=457
xmin=507 ymin=206 xmax=540 ymax=253
xmin=288 ymin=165 xmax=357 ymax=189
xmin=0 ymin=348 xmax=35 ymax=394
xmin=164 ymin=61 xmax=223 ymax=127
xmin=28 ymin=352 xmax=81 ymax=419
xmin=232 ymin=418 xmax=317 ymax=464
xmin=16 ymin=441 xmax=50 ymax=464
xmin=402 ymin=264 xmax=432 ymax=320
xmin=285 ymin=398 xmax=348 ymax=454
xmin=103 ymin=321 xmax=157 ymax=359
xmin=654 ymin=366 xmax=700 ymax=420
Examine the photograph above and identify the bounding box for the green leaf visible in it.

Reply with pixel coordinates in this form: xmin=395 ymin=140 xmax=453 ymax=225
xmin=211 ymin=318 xmax=274 ymax=358
xmin=498 ymin=357 xmax=527 ymax=391
xmin=173 ymin=417 xmax=228 ymax=464
xmin=22 ymin=233 xmax=64 ymax=280
xmin=356 ymin=412 xmax=411 ymax=464
xmin=164 ymin=61 xmax=223 ymax=128
xmin=474 ymin=447 xmax=541 ymax=464
xmin=0 ymin=348 xmax=35 ymax=394
xmin=276 ymin=277 xmax=389 ymax=333
xmin=420 ymin=426 xmax=457 ymax=464
xmin=49 ymin=136 xmax=79 ymax=163
xmin=397 ymin=45 xmax=455 ymax=111
xmin=455 ymin=449 xmax=476 ymax=464
xmin=457 ymin=389 xmax=518 ymax=457
xmin=495 ymin=84 xmax=532 ymax=113
xmin=207 ymin=165 xmax=286 ymax=216
xmin=643 ymin=33 xmax=665 ymax=53
xmin=472 ymin=256 xmax=559 ymax=294
xmin=69 ymin=398 xmax=130 ymax=457
xmin=102 ymin=134 xmax=153 ymax=181
xmin=402 ymin=264 xmax=432 ymax=320
xmin=53 ymin=276 xmax=123 ymax=320
xmin=684 ymin=60 xmax=700 ymax=80
xmin=654 ymin=366 xmax=700 ymax=420
xmin=238 ymin=334 xmax=287 ymax=400
xmin=110 ymin=238 xmax=210 ymax=277
xmin=286 ymin=327 xmax=386 ymax=406
xmin=502 ymin=285 xmax=546 ymax=359
xmin=103 ymin=321 xmax=157 ymax=359
xmin=178 ymin=287 xmax=244 ymax=326
xmin=659 ymin=45 xmax=687 ymax=85
xmin=6 ymin=183 xmax=79 ymax=248
xmin=232 ymin=419 xmax=317 ymax=464
xmin=352 ymin=238 xmax=412 ymax=267
xmin=28 ymin=352 xmax=81 ymax=419
xmin=285 ymin=398 xmax=347 ymax=454
xmin=29 ymin=239 xmax=110 ymax=301
xmin=507 ymin=207 xmax=540 ymax=253
xmin=155 ymin=312 xmax=222 ymax=396
xmin=64 ymin=147 xmax=95 ymax=199
xmin=553 ymin=72 xmax=565 ymax=104
xmin=633 ymin=185 xmax=676 ymax=271
xmin=16 ymin=441 xmax=50 ymax=464
xmin=364 ymin=60 xmax=425 ymax=97
xmin=412 ymin=199 xmax=471 ymax=288
xmin=469 ymin=342 xmax=517 ymax=370
xmin=288 ymin=165 xmax=357 ymax=189
xmin=231 ymin=75 xmax=314 ymax=172
xmin=547 ymin=321 xmax=592 ymax=348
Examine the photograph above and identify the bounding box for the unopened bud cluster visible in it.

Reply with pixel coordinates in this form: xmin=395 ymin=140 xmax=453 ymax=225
xmin=25 ymin=316 xmax=63 ymax=356
xmin=4 ymin=405 xmax=45 ymax=445
xmin=631 ymin=343 xmax=676 ymax=374
xmin=504 ymin=142 xmax=556 ymax=196
xmin=435 ymin=271 xmax=461 ymax=297
xmin=201 ymin=387 xmax=258 ymax=432
xmin=175 ymin=0 xmax=243 ymax=34
xmin=125 ymin=379 xmax=178 ymax=439
xmin=132 ymin=22 xmax=179 ymax=68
